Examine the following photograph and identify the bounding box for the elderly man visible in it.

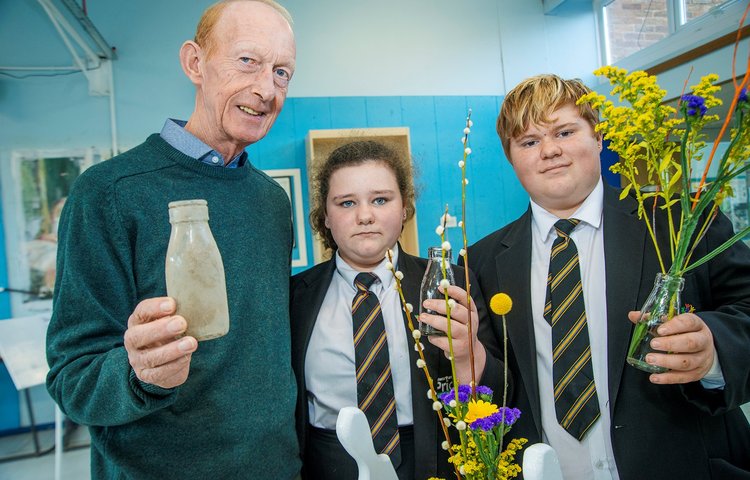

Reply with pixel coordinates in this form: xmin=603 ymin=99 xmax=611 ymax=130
xmin=46 ymin=1 xmax=300 ymax=478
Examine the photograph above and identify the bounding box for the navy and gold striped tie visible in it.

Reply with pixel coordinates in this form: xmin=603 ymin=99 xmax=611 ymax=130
xmin=352 ymin=272 xmax=401 ymax=466
xmin=544 ymin=219 xmax=601 ymax=441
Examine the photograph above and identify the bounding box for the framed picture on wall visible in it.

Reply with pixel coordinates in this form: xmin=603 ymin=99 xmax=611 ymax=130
xmin=264 ymin=168 xmax=308 ymax=268
xmin=1 ymin=148 xmax=101 ymax=317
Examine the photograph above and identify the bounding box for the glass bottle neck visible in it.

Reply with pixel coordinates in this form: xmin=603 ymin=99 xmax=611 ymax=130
xmin=656 ymin=272 xmax=685 ymax=290
xmin=428 ymin=247 xmax=451 ymax=261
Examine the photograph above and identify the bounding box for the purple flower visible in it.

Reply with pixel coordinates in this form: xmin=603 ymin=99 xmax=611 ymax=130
xmin=469 ymin=414 xmax=501 ymax=432
xmin=681 ymin=94 xmax=707 ymax=117
xmin=440 ymin=384 xmax=495 ymax=404
xmin=739 ymin=88 xmax=748 ymax=104
xmin=468 ymin=407 xmax=522 ymax=431
xmin=439 ymin=385 xmax=470 ymax=403
xmin=475 ymin=385 xmax=493 ymax=397
xmin=500 ymin=407 xmax=522 ymax=425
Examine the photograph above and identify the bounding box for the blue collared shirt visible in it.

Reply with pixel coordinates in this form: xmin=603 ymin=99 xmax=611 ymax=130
xmin=159 ymin=118 xmax=247 ymax=168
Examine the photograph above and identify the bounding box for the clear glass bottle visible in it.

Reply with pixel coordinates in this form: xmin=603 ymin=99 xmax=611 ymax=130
xmin=419 ymin=247 xmax=455 ymax=336
xmin=165 ymin=199 xmax=229 ymax=341
xmin=626 ymin=273 xmax=685 ymax=373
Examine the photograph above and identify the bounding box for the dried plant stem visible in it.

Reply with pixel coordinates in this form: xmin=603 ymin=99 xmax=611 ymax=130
xmin=439 ymin=205 xmax=461 ymax=398
xmin=460 ymin=110 xmax=477 ymax=399
xmin=498 ymin=314 xmax=509 ymax=450
xmin=385 ymin=250 xmax=461 ymax=480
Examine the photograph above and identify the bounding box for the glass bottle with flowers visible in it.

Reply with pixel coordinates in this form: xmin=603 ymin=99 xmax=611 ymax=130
xmin=578 ymin=8 xmax=750 ymax=372
xmin=387 ymin=112 xmax=526 ymax=479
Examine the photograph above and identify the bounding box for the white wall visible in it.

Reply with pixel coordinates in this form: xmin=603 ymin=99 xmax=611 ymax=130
xmin=285 ymin=0 xmax=601 ymax=97
xmin=0 ymin=0 xmax=601 ymax=153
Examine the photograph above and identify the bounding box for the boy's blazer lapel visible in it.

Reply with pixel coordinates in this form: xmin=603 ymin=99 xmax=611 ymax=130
xmin=601 ymin=183 xmax=647 ymax=414
xmin=490 ymin=209 xmax=543 ymax=437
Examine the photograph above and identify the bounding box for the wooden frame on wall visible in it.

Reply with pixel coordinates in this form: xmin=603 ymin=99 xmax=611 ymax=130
xmin=305 ymin=127 xmax=419 ymax=265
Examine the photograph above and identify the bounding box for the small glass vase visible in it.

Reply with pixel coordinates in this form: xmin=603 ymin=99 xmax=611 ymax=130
xmin=626 ymin=273 xmax=685 ymax=373
xmin=419 ymin=247 xmax=455 ymax=336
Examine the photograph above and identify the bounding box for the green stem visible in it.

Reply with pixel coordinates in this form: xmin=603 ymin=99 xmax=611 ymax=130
xmin=679 ymin=117 xmax=692 ymax=214
xmin=671 ymin=213 xmax=701 ymax=275
xmin=440 ymin=207 xmax=460 ymax=399
xmin=628 ymin=173 xmax=667 ymax=273
xmin=499 ymin=315 xmax=508 ymax=450
xmin=684 ymin=225 xmax=750 ymax=273
xmin=713 ymin=162 xmax=750 ymax=188
xmin=461 ymin=110 xmax=477 ymax=398
xmin=683 ymin=206 xmax=717 ymax=268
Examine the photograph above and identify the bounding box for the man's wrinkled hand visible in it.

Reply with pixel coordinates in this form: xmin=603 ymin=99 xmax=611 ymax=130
xmin=124 ymin=297 xmax=198 ymax=389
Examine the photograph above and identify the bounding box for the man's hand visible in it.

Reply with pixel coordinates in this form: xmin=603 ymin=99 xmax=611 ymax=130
xmin=628 ymin=311 xmax=715 ymax=384
xmin=420 ymin=285 xmax=487 ymax=384
xmin=124 ymin=297 xmax=198 ymax=389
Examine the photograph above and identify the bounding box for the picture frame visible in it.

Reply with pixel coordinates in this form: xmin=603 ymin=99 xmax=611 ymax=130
xmin=1 ymin=148 xmax=101 ymax=317
xmin=264 ymin=168 xmax=308 ymax=268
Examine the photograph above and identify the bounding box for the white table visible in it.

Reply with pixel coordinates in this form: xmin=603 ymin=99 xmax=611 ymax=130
xmin=0 ymin=314 xmax=64 ymax=480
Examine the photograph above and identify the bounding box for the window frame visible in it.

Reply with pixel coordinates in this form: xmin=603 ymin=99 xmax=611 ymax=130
xmin=596 ymin=0 xmax=744 ymax=71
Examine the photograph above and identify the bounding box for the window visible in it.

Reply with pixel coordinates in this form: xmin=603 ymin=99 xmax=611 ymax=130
xmin=684 ymin=0 xmax=731 ymax=20
xmin=601 ymin=0 xmax=737 ymax=65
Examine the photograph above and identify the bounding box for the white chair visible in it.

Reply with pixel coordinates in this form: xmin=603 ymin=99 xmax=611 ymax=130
xmin=522 ymin=442 xmax=564 ymax=480
xmin=335 ymin=407 xmax=399 ymax=480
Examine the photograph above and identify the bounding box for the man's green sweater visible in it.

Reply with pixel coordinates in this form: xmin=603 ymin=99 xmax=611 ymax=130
xmin=46 ymin=135 xmax=301 ymax=479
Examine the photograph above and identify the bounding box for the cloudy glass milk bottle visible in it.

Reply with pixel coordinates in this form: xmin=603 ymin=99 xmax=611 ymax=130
xmin=165 ymin=199 xmax=229 ymax=341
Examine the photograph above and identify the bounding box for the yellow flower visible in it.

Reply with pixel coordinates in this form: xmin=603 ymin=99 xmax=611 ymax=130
xmin=580 ymin=63 xmax=750 ymax=278
xmin=490 ymin=293 xmax=513 ymax=315
xmin=497 ymin=438 xmax=528 ymax=480
xmin=464 ymin=399 xmax=499 ymax=424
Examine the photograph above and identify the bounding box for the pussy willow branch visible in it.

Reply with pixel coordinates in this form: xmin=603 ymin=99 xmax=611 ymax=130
xmin=385 ymin=249 xmax=461 ymax=480
xmin=439 ymin=205 xmax=461 ymax=401
xmin=460 ymin=109 xmax=477 ymax=398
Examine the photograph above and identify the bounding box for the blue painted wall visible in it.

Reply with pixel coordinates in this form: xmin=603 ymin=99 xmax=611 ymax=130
xmin=250 ymin=95 xmax=529 ymax=274
xmin=0 ymin=179 xmax=18 ymax=431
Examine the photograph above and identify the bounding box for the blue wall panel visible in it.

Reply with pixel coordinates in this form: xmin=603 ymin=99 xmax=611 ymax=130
xmin=364 ymin=97 xmax=404 ymax=128
xmin=246 ymin=95 xmax=518 ymax=270
xmin=431 ymin=97 xmax=473 ymax=248
xmin=400 ymin=97 xmax=442 ymax=249
xmin=0 ymin=179 xmax=18 ymax=431
xmin=329 ymin=97 xmax=368 ymax=129
xmin=0 ymin=182 xmax=10 ymax=320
